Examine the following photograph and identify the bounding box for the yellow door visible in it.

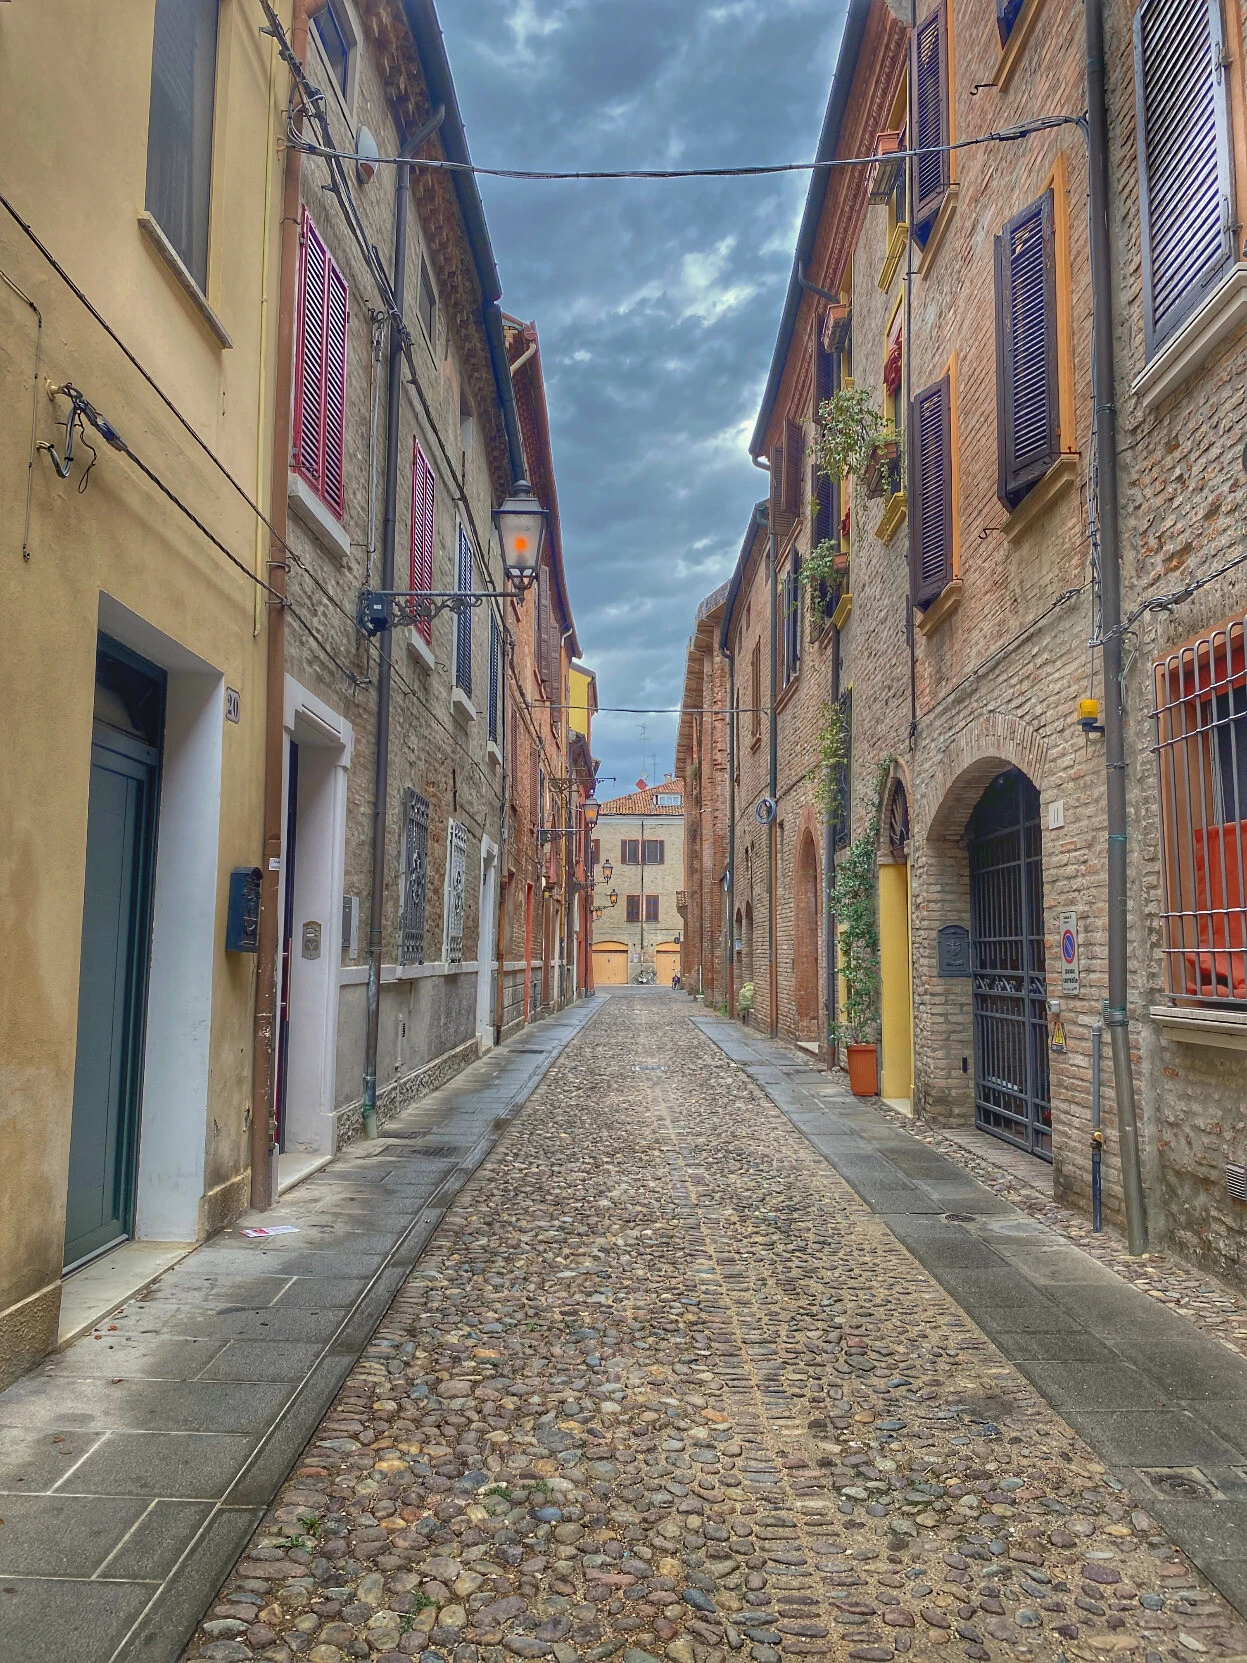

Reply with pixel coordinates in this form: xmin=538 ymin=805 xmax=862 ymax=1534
xmin=593 ymin=941 xmax=628 ymax=986
xmin=879 ymin=861 xmax=914 ymax=1101
xmin=655 ymin=942 xmax=681 ymax=985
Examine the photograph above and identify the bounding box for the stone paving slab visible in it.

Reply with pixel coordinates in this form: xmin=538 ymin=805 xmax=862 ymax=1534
xmin=690 ymin=1011 xmax=1247 ymax=1621
xmin=180 ymin=990 xmax=1247 ymax=1663
xmin=0 ymin=1001 xmax=600 ymax=1663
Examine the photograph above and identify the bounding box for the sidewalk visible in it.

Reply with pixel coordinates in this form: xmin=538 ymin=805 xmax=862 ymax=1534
xmin=691 ymin=1010 xmax=1247 ymax=1618
xmin=0 ymin=998 xmax=601 ymax=1663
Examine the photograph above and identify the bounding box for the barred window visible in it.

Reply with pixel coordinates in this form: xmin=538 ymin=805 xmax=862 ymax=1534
xmin=443 ymin=819 xmax=468 ymax=965
xmin=398 ymin=789 xmax=430 ymax=966
xmin=1155 ymin=616 xmax=1247 ymax=1004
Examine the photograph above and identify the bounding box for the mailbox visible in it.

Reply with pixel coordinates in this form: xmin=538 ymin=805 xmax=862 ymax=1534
xmin=302 ymin=920 xmax=322 ymax=960
xmin=937 ymin=923 xmax=971 ymax=978
xmin=226 ymin=866 xmax=262 ymax=953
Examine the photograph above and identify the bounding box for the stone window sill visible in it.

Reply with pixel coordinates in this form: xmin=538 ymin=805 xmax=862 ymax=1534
xmin=487 ymin=738 xmax=502 ymax=767
xmin=451 ymin=685 xmax=477 ymax=725
xmin=916 ymin=577 xmax=963 ymax=637
xmin=993 ymin=0 xmax=1049 ymax=93
xmin=1003 ymin=453 xmax=1078 ymax=543
xmin=1150 ymin=1005 xmax=1247 ymax=1050
xmin=916 ymin=185 xmax=959 ymax=279
xmin=288 ymin=471 xmax=352 ymax=564
xmin=776 ymin=673 xmax=801 ymax=714
xmin=407 ymin=628 xmax=435 ymax=672
xmin=831 ymin=590 xmax=853 ymax=632
xmin=1132 ymin=264 xmax=1247 ymax=411
xmin=876 ymin=491 xmax=907 ymax=544
xmin=750 ymin=732 xmax=763 ymax=753
xmin=879 ymin=222 xmax=908 ymax=292
xmin=138 ymin=211 xmax=232 ymax=348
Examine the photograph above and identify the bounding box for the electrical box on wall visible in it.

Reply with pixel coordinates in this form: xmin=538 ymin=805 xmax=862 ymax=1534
xmin=226 ymin=866 xmax=262 ymax=952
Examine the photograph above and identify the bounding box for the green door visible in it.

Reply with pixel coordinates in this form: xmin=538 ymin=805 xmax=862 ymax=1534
xmin=65 ymin=652 xmax=162 ymax=1270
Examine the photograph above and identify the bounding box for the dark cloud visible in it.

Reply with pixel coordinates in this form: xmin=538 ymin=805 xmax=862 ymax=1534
xmin=443 ymin=0 xmax=848 ymax=788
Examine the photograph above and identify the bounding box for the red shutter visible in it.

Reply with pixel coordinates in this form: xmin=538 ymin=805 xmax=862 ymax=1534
xmin=911 ymin=3 xmax=950 ymax=228
xmin=292 ymin=209 xmax=349 ymax=520
xmin=909 ymin=375 xmax=953 ymax=607
xmin=410 ymin=443 xmax=435 ymax=643
xmin=293 ymin=211 xmax=327 ymax=489
xmin=323 ymin=262 xmax=348 ymax=516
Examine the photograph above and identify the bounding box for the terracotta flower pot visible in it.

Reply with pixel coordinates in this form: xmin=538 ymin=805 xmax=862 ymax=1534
xmin=846 ymin=1043 xmax=879 ymax=1096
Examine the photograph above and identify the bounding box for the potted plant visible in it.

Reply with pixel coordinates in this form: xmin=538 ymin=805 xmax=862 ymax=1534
xmin=814 ymin=387 xmax=890 ymax=483
xmin=738 ymin=982 xmax=754 ymax=1024
xmin=833 ymin=829 xmax=882 ymax=1095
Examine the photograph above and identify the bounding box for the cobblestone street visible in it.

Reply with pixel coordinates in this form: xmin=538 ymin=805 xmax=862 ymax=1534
xmin=184 ymin=995 xmax=1247 ymax=1663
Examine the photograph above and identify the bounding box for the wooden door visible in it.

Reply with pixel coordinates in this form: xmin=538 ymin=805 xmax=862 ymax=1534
xmin=593 ymin=941 xmax=628 ymax=985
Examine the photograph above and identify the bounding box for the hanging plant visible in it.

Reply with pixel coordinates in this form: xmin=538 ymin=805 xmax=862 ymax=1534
xmin=810 ymin=700 xmax=849 ymax=821
xmin=815 ymin=386 xmax=894 ymax=482
xmin=830 ymin=757 xmax=898 ymax=1049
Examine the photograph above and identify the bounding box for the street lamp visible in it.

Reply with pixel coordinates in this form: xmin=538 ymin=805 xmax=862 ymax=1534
xmin=583 ymin=797 xmax=600 ymax=829
xmin=601 ymin=859 xmax=613 ymax=883
xmin=493 ymin=479 xmax=547 ymax=585
xmin=608 ymin=890 xmax=619 ymax=908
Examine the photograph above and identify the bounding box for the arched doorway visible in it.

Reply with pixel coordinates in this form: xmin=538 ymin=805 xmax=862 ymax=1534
xmin=967 ymin=769 xmax=1051 ymax=1158
xmin=879 ymin=778 xmax=913 ymax=1101
xmin=592 ymin=939 xmax=629 ymax=986
xmin=794 ymin=831 xmax=819 ymax=1033
xmin=743 ymin=901 xmax=754 ymax=985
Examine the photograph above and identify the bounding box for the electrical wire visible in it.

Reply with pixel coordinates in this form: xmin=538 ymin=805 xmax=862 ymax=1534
xmin=290 ymin=114 xmax=1086 ymax=181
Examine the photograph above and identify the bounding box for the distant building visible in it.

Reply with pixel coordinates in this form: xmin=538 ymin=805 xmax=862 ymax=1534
xmin=594 ymin=780 xmax=685 ymax=985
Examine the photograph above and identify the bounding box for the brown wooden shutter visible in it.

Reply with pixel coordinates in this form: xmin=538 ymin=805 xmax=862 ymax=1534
xmin=1135 ymin=0 xmax=1235 ymax=353
xmin=813 ymin=321 xmax=834 ymax=424
xmin=537 ymin=562 xmax=551 ymax=689
xmin=910 ymin=1 xmax=950 ymax=229
xmin=908 ymin=375 xmax=953 ymax=607
xmin=994 ymin=190 xmax=1060 ymax=509
xmin=769 ymin=442 xmax=784 ymax=522
xmin=813 ymin=466 xmax=833 ymax=547
xmin=783 ymin=419 xmax=804 ymax=517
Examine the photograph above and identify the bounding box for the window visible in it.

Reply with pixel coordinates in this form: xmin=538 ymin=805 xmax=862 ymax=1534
xmin=995 ymin=191 xmax=1059 ymax=508
xmin=293 ymin=210 xmax=349 ymax=518
xmin=781 ymin=554 xmax=802 ymax=687
xmin=626 ymin=894 xmax=642 ymax=923
xmin=488 ymin=612 xmax=501 ymax=744
xmin=417 ymin=257 xmax=437 ymax=345
xmin=1154 ymin=614 xmax=1247 ymax=1003
xmin=910 ymin=2 xmax=950 ymax=232
xmin=645 ymin=895 xmax=660 ymax=923
xmin=591 ymin=838 xmax=601 ymax=866
xmin=655 ymin=794 xmax=681 ymax=806
xmin=443 ymin=820 xmax=468 ymax=965
xmin=1134 ymin=0 xmax=1235 ymax=355
xmin=410 ymin=442 xmax=435 ymax=643
xmin=643 ymin=839 xmax=665 ymax=865
xmin=750 ymin=641 xmax=762 ymax=739
xmin=997 ymin=0 xmax=1027 ymax=44
xmin=398 ymin=789 xmax=430 ymax=966
xmin=621 ymin=839 xmax=640 ymax=865
xmin=313 ymin=0 xmax=353 ymax=98
xmin=832 ymin=689 xmax=853 ymax=850
xmin=145 ymin=0 xmax=219 ymax=291
xmin=908 ymin=374 xmax=953 ymax=607
xmin=455 ymin=529 xmax=473 ymax=695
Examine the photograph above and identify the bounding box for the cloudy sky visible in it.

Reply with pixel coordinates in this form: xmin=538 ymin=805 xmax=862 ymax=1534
xmin=443 ymin=0 xmax=848 ymax=794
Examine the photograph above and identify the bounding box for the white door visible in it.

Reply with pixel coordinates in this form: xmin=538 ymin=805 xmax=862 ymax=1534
xmin=476 ymin=839 xmax=498 ymax=1050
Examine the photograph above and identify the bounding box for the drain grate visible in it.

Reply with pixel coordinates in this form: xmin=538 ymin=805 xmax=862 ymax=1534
xmin=1139 ymin=1466 xmax=1221 ymax=1499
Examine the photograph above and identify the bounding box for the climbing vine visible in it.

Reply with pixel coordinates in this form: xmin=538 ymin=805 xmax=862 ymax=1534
xmin=831 ymin=758 xmax=898 ymax=1050
xmin=814 ymin=386 xmax=894 ymax=483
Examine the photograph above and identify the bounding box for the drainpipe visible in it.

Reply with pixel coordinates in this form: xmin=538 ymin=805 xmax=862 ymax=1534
xmin=251 ymin=0 xmax=310 ymax=1211
xmin=725 ymin=642 xmax=736 ymax=1021
xmin=768 ymin=514 xmax=779 ymax=1039
xmin=826 ymin=621 xmax=841 ymax=1063
xmin=362 ymin=106 xmax=444 ymax=1141
xmin=1085 ymin=0 xmax=1148 ymax=1253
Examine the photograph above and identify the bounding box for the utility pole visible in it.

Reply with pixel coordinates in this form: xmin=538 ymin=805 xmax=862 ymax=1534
xmin=1084 ymin=0 xmax=1148 ymax=1252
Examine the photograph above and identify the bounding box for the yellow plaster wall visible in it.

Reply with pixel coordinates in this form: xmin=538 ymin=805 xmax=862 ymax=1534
xmin=879 ymin=860 xmax=914 ymax=1101
xmin=0 ymin=0 xmax=287 ymax=1376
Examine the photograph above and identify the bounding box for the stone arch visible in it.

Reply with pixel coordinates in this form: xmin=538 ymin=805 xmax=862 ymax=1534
xmin=794 ymin=827 xmax=820 ymax=1032
xmin=917 ymin=711 xmax=1048 ymax=844
xmin=876 ymin=759 xmax=914 ymax=864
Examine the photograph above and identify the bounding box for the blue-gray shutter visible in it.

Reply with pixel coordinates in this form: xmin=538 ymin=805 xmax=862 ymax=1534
xmin=488 ymin=612 xmax=501 ymax=744
xmin=455 ymin=529 xmax=473 ymax=696
xmin=909 ymin=375 xmax=953 ymax=608
xmin=1135 ymin=0 xmax=1235 ymax=353
xmin=995 ymin=191 xmax=1060 ymax=508
xmin=911 ymin=2 xmax=950 ymax=229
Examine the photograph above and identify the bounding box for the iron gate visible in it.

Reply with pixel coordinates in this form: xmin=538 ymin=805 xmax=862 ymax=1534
xmin=968 ymin=770 xmax=1051 ymax=1159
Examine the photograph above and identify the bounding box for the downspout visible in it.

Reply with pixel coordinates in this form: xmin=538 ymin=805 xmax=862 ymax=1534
xmin=826 ymin=622 xmax=841 ymax=1062
xmin=1085 ymin=0 xmax=1148 ymax=1251
xmin=362 ymin=107 xmax=441 ymax=1139
xmin=252 ymin=0 xmax=309 ymax=1211
xmin=725 ymin=642 xmax=736 ymax=1021
xmin=768 ymin=513 xmax=779 ymax=1039
xmin=494 ymin=631 xmax=508 ymax=1043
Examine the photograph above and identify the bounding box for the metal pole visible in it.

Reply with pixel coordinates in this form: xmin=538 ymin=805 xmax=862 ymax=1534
xmin=1090 ymin=1019 xmax=1104 ymax=1232
xmin=362 ymin=156 xmax=411 ymax=1140
xmin=827 ymin=618 xmax=841 ymax=1064
xmin=1085 ymin=0 xmax=1148 ymax=1251
xmin=726 ymin=646 xmax=736 ymax=1020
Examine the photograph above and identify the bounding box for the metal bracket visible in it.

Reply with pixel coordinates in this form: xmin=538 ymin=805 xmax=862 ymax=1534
xmin=357 ymin=579 xmax=533 ymax=636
